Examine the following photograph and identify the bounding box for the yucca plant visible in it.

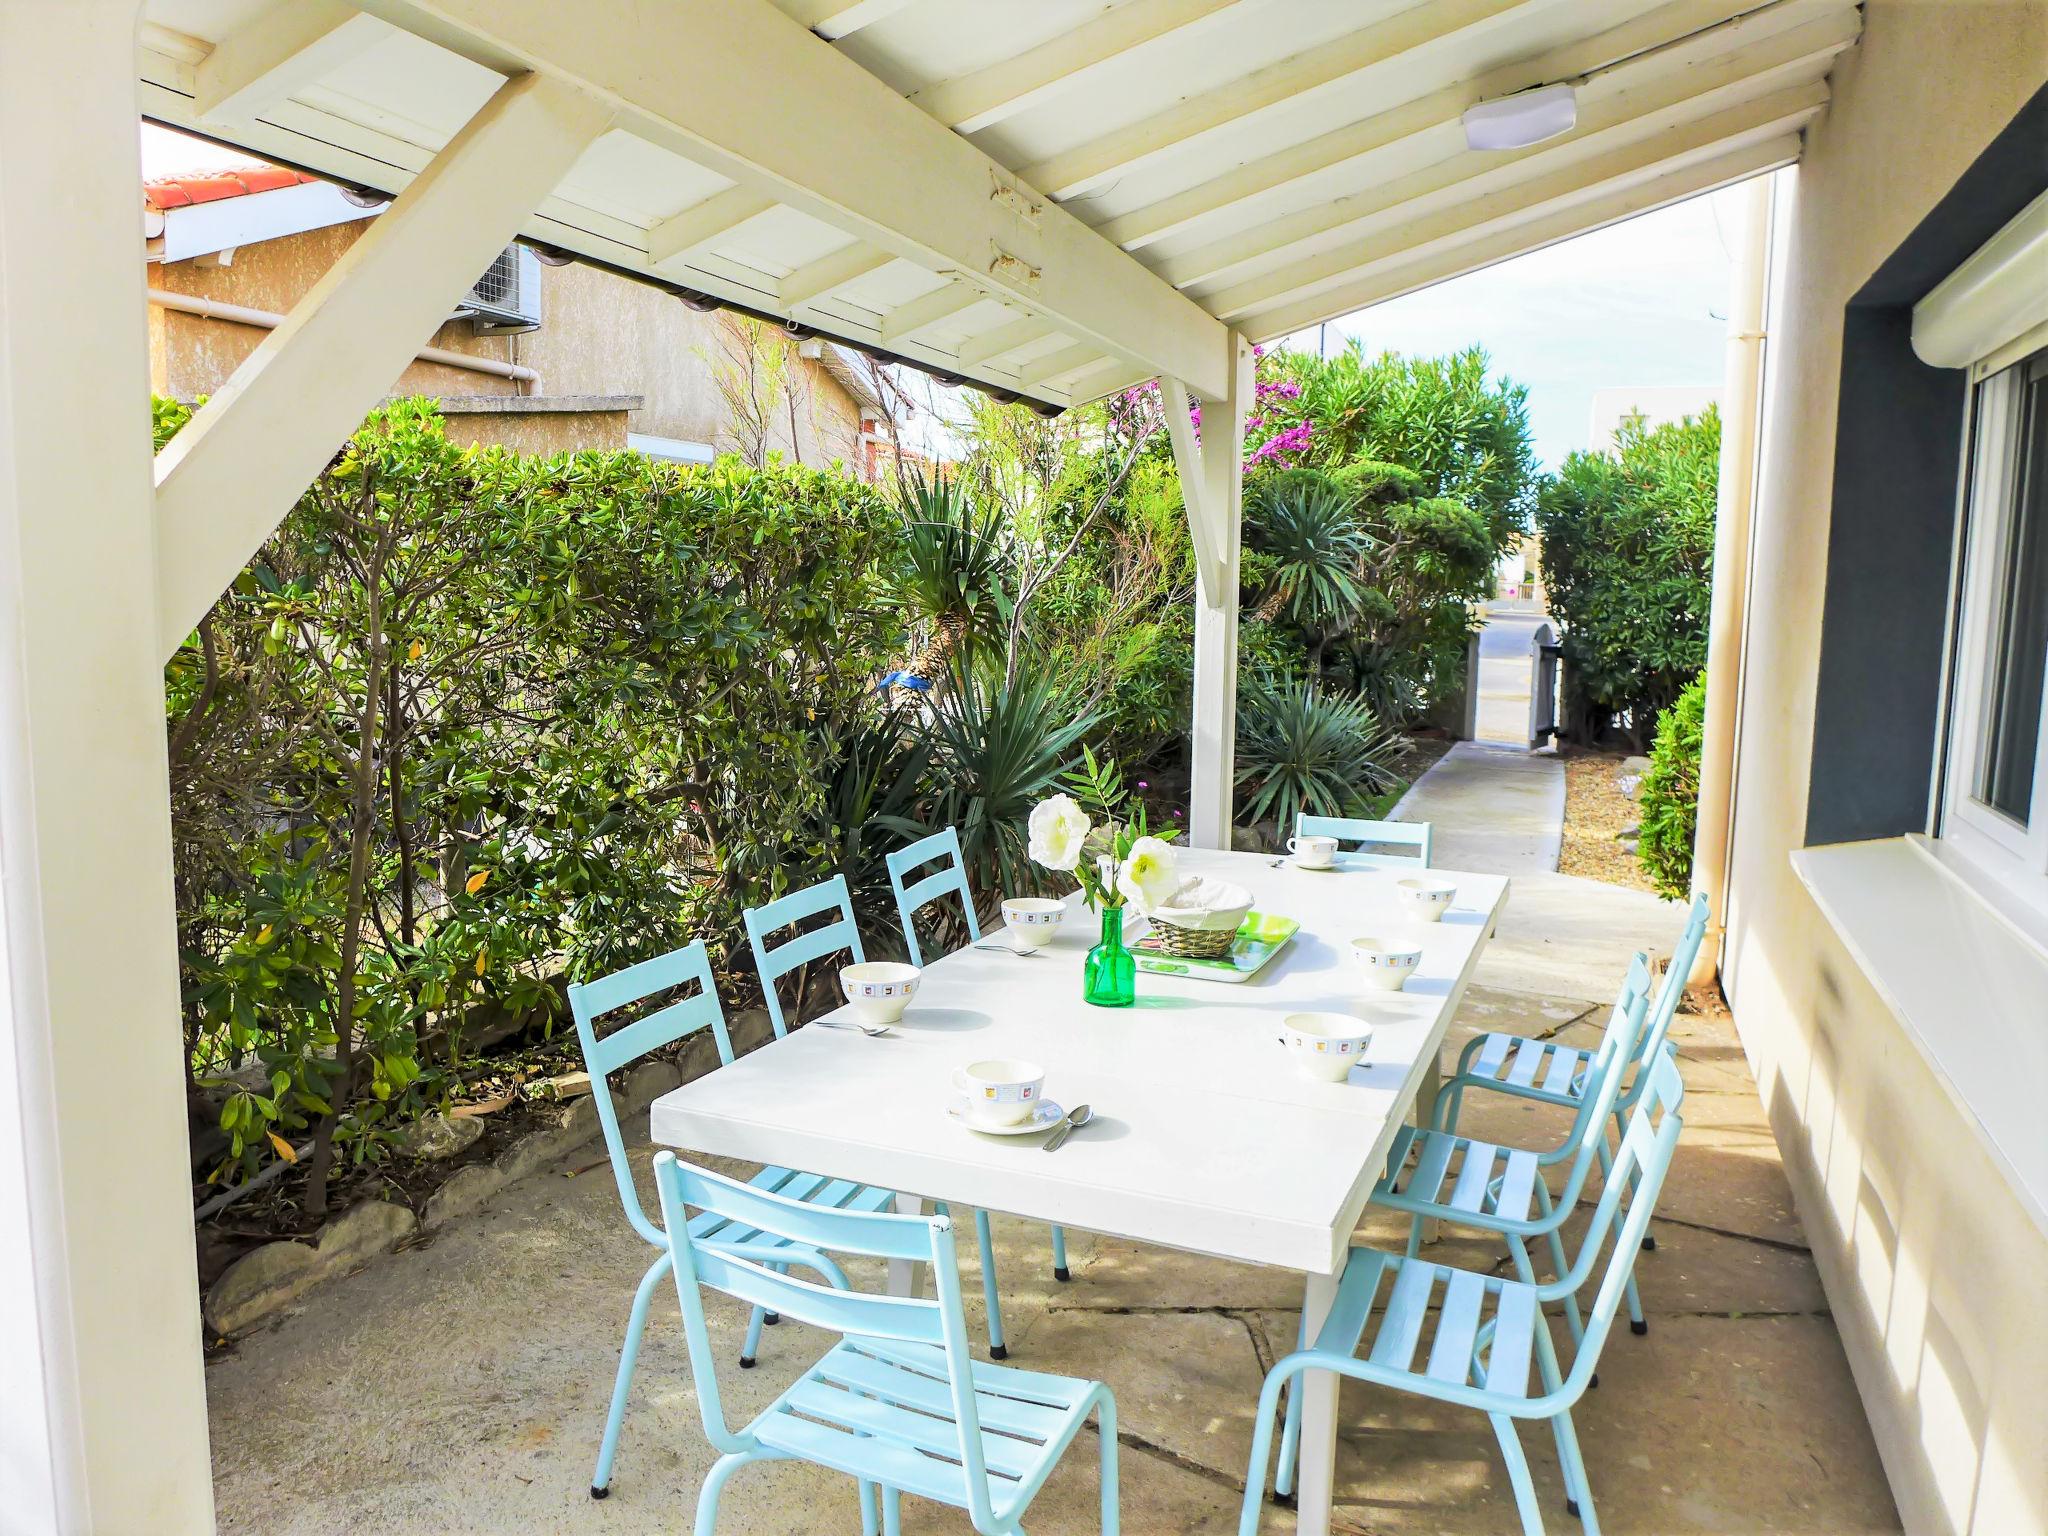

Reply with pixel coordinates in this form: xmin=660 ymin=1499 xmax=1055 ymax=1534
xmin=926 ymin=663 xmax=1099 ymax=914
xmin=1234 ymin=680 xmax=1399 ymax=836
xmin=1248 ymin=469 xmax=1369 ymax=634
xmin=890 ymin=471 xmax=1010 ymax=689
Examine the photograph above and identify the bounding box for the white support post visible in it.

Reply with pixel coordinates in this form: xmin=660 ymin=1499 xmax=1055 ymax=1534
xmin=1166 ymin=335 xmax=1253 ymax=851
xmin=0 ymin=3 xmax=213 ymax=1530
xmin=152 ymin=70 xmax=613 ymax=659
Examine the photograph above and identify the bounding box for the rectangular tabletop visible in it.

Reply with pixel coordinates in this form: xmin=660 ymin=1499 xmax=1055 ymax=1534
xmin=650 ymin=849 xmax=1507 ymax=1276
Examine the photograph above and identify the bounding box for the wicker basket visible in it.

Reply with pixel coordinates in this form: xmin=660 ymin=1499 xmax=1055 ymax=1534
xmin=1148 ymin=918 xmax=1239 ymax=959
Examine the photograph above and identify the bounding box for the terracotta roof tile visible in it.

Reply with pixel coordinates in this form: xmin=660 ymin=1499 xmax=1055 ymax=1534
xmin=144 ymin=167 xmax=320 ymax=212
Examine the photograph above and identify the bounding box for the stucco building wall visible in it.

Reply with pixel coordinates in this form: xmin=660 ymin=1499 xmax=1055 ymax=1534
xmin=149 ymin=220 xmax=863 ymax=468
xmin=1724 ymin=5 xmax=2048 ymax=1533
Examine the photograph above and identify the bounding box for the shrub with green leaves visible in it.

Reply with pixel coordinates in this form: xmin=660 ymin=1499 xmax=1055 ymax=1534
xmin=1536 ymin=408 xmax=1718 ymax=745
xmin=1638 ymin=671 xmax=1707 ymax=901
xmin=1234 ymin=681 xmax=1399 ymax=835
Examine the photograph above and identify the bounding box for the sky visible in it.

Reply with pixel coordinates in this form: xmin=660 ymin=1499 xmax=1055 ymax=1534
xmin=1285 ymin=185 xmax=1746 ymax=473
xmin=142 ymin=121 xmax=1743 ymax=475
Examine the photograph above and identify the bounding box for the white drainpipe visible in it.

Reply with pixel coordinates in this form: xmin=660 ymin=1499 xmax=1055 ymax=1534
xmin=147 ymin=288 xmax=541 ymax=392
xmin=1689 ymin=172 xmax=1775 ymax=987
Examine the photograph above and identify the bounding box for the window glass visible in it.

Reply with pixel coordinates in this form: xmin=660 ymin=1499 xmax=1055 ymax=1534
xmin=1977 ymin=357 xmax=2048 ymax=824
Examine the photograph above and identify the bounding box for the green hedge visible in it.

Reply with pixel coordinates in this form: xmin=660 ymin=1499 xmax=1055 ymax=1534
xmin=1637 ymin=671 xmax=1706 ymax=901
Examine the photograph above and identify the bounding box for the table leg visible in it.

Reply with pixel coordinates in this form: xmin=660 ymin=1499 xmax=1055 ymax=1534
xmin=887 ymin=1192 xmax=927 ymax=1298
xmin=1294 ymin=1270 xmax=1341 ymax=1535
xmin=1414 ymin=1041 xmax=1443 ymax=1243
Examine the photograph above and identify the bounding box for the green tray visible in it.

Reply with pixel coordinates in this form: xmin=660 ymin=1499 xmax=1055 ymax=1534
xmin=1132 ymin=911 xmax=1300 ymax=983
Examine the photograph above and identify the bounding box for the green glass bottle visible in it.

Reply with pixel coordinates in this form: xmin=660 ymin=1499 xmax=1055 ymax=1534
xmin=1083 ymin=904 xmax=1136 ymax=1008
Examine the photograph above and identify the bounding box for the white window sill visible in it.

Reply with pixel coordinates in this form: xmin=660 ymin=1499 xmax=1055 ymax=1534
xmin=1791 ymin=835 xmax=2048 ymax=1238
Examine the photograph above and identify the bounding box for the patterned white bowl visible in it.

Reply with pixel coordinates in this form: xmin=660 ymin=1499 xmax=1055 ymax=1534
xmin=1395 ymin=876 xmax=1457 ymax=924
xmin=1001 ymin=896 xmax=1067 ymax=951
xmin=1279 ymin=1011 xmax=1373 ymax=1082
xmin=839 ymin=961 xmax=921 ymax=1024
xmin=1348 ymin=935 xmax=1422 ymax=991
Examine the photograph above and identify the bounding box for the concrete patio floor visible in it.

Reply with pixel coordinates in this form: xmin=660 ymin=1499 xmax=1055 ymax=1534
xmin=206 ymin=919 xmax=1901 ymax=1535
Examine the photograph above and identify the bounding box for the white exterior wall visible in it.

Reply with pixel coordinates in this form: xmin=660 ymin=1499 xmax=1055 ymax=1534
xmin=1725 ymin=4 xmax=2048 ymax=1532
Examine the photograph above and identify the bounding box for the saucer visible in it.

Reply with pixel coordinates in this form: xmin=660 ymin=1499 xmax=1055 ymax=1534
xmin=948 ymin=1098 xmax=1065 ymax=1136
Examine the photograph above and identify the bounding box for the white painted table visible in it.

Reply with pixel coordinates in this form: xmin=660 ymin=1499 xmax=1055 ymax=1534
xmin=651 ymin=848 xmax=1507 ymax=1534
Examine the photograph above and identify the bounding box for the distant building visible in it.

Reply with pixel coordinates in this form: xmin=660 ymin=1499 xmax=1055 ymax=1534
xmin=143 ymin=163 xmax=906 ymax=472
xmin=1586 ymin=384 xmax=1720 ymax=451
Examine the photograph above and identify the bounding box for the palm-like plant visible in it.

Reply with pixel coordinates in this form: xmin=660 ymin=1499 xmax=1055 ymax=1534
xmin=891 ymin=471 xmax=1010 ymax=688
xmin=1235 ymin=680 xmax=1399 ymax=835
xmin=926 ymin=664 xmax=1099 ymax=911
xmin=1248 ymin=470 xmax=1369 ymax=652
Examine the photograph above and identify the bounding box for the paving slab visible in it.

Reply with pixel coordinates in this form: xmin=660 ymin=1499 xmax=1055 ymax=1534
xmin=1391 ymin=741 xmax=1565 ymax=874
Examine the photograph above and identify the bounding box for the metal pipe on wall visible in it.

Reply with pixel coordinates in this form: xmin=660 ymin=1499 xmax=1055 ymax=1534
xmin=1689 ymin=171 xmax=1776 ymax=987
xmin=147 ymin=288 xmax=541 ymax=390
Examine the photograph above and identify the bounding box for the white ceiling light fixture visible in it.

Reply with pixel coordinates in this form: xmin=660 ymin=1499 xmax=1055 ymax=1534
xmin=1463 ymin=82 xmax=1578 ymax=151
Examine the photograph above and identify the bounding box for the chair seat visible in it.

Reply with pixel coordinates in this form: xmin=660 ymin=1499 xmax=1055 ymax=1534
xmin=692 ymin=1166 xmax=896 ymax=1258
xmin=1466 ymin=1031 xmax=1592 ymax=1102
xmin=1309 ymin=1245 xmax=1541 ymax=1401
xmin=1375 ymin=1124 xmax=1543 ymax=1226
xmin=749 ymin=1338 xmax=1099 ymax=1514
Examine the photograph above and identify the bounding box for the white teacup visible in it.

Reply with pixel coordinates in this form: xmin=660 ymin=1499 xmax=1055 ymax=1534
xmin=1348 ymin=935 xmax=1422 ymax=991
xmin=1287 ymin=833 xmax=1338 ymax=869
xmin=1001 ymin=896 xmax=1067 ymax=952
xmin=951 ymin=1058 xmax=1046 ymax=1127
xmin=1396 ymin=876 xmax=1457 ymax=924
xmin=839 ymin=961 xmax=920 ymax=1025
xmin=1278 ymin=1011 xmax=1373 ymax=1082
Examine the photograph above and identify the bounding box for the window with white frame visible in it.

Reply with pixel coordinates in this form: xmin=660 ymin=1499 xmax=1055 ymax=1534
xmin=1941 ymin=343 xmax=2048 ymax=919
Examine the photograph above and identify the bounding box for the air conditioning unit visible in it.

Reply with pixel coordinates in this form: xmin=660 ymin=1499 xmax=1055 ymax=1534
xmin=457 ymin=244 xmax=542 ymax=334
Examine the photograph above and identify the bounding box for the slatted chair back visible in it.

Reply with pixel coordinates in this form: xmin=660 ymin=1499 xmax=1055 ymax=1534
xmin=1540 ymin=1051 xmax=1687 ymax=1397
xmin=654 ymin=1152 xmax=999 ymax=1529
xmin=744 ymin=874 xmax=866 ymax=1039
xmin=1623 ymin=891 xmax=1710 ymax=1083
xmin=886 ymin=826 xmax=981 ymax=968
xmin=1539 ymin=956 xmax=1651 ymax=1216
xmin=569 ymin=941 xmax=733 ymax=1247
xmin=1294 ymin=812 xmax=1433 ymax=870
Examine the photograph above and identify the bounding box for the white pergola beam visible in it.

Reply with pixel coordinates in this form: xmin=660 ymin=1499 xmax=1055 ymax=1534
xmin=906 ymin=0 xmax=1244 ymax=133
xmin=956 ymin=314 xmax=1058 ymax=368
xmin=647 ymin=185 xmax=777 ymax=272
xmin=193 ymin=0 xmax=391 ymax=124
xmin=1240 ymin=133 xmax=1802 ymax=341
xmin=352 ymin=0 xmax=1232 ymax=398
xmin=1091 ymin=0 xmax=1805 ymax=251
xmin=153 ymin=71 xmax=613 ymax=658
xmin=1016 ymin=0 xmax=1554 ymax=198
xmin=1155 ymin=10 xmax=1856 ymax=291
xmin=781 ymin=242 xmax=894 ymax=307
xmin=1013 ymin=341 xmax=1102 ymax=388
xmin=1202 ymin=82 xmax=1825 ymax=320
xmin=878 ymin=278 xmax=984 ymax=344
xmin=788 ymin=0 xmax=918 ymax=41
xmin=0 ymin=3 xmax=215 ymax=1529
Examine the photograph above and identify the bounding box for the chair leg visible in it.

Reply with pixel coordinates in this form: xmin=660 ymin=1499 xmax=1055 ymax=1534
xmin=592 ymin=1250 xmax=672 ymax=1497
xmin=858 ymin=1480 xmax=879 ymax=1536
xmin=1532 ymin=1183 xmax=1586 ymax=1348
xmin=881 ymin=1485 xmax=903 ymax=1536
xmin=975 ymin=1208 xmax=1009 ymax=1359
xmin=1098 ymin=1391 xmax=1121 ymax=1535
xmin=1404 ymin=1210 xmax=1425 ymax=1260
xmin=1489 ymin=1413 xmax=1547 ymax=1536
xmin=739 ymin=1303 xmax=767 ymax=1368
xmin=694 ymin=1449 xmax=748 ymax=1536
xmin=1052 ymin=1223 xmax=1071 ymax=1282
xmin=1240 ymin=1361 xmax=1298 ymax=1536
xmin=1535 ymin=1310 xmax=1596 ymax=1525
xmin=1272 ymin=1312 xmax=1311 ymax=1499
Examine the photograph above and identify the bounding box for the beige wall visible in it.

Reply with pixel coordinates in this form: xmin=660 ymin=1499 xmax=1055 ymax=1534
xmin=149 ymin=222 xmax=864 ymax=470
xmin=1725 ymin=5 xmax=2047 ymax=1534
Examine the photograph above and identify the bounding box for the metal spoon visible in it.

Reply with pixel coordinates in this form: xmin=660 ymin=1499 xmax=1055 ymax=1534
xmin=813 ymin=1019 xmax=893 ymax=1038
xmin=972 ymin=940 xmax=1044 ymax=957
xmin=1042 ymin=1103 xmax=1093 ymax=1152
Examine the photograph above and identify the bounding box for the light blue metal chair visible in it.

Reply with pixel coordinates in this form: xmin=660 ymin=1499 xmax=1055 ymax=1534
xmin=1245 ymin=1051 xmax=1688 ymax=1536
xmin=1293 ymin=811 xmax=1433 ymax=869
xmin=882 ymin=834 xmax=1073 ymax=1340
xmin=654 ymin=1152 xmax=1120 ymax=1536
xmin=1431 ymin=893 xmax=1709 ymax=1261
xmin=742 ymin=874 xmax=1012 ymax=1358
xmin=569 ymin=939 xmax=896 ymax=1500
xmin=885 ymin=826 xmax=981 ymax=968
xmin=1369 ymin=956 xmax=1652 ymax=1348
xmin=743 ymin=873 xmax=866 ymax=1039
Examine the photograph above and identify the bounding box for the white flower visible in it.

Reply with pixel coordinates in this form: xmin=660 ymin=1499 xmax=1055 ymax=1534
xmin=1116 ymin=836 xmax=1180 ymax=912
xmin=1028 ymin=794 xmax=1092 ymax=872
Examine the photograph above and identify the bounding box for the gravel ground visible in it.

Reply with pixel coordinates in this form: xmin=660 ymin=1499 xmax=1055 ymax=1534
xmin=1559 ymin=748 xmax=1659 ymax=893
